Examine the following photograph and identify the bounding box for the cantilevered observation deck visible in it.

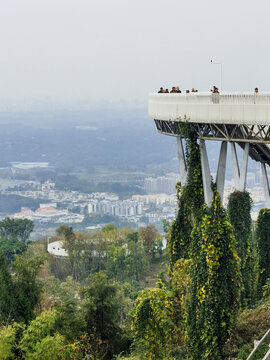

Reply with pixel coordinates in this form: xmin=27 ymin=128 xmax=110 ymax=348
xmin=148 ymin=92 xmax=270 ymax=206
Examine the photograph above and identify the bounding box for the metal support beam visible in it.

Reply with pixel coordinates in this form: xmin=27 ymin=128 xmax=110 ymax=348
xmin=200 ymin=139 xmax=213 ymax=206
xmin=216 ymin=141 xmax=227 ymax=203
xmin=230 ymin=142 xmax=249 ymax=190
xmin=155 ymin=119 xmax=270 ymax=165
xmin=176 ymin=137 xmax=187 ymax=185
xmin=261 ymin=163 xmax=270 ymax=208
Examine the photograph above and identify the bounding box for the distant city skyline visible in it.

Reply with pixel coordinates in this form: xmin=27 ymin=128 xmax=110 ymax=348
xmin=0 ymin=0 xmax=270 ymax=108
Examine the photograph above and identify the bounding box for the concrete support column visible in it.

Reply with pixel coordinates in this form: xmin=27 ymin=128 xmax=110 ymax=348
xmin=177 ymin=137 xmax=187 ymax=185
xmin=230 ymin=142 xmax=249 ymax=191
xmin=216 ymin=141 xmax=227 ymax=203
xmin=239 ymin=143 xmax=249 ymax=190
xmin=200 ymin=139 xmax=213 ymax=206
xmin=231 ymin=142 xmax=240 ymax=189
xmin=261 ymin=163 xmax=270 ymax=208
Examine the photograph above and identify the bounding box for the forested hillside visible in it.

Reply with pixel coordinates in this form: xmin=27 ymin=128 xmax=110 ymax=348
xmin=1 ymin=124 xmax=270 ymax=359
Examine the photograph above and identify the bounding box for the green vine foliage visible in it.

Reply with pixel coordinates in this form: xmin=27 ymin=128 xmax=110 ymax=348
xmin=187 ymin=191 xmax=241 ymax=360
xmin=131 ymin=259 xmax=191 ymax=359
xmin=131 ymin=287 xmax=181 ymax=359
xmin=168 ymin=123 xmax=204 ymax=267
xmin=227 ymin=191 xmax=254 ymax=306
xmin=166 ymin=122 xmax=241 ymax=359
xmin=256 ymin=208 xmax=270 ymax=297
xmin=168 ymin=185 xmax=193 ymax=266
xmin=179 ymin=122 xmax=205 ymax=217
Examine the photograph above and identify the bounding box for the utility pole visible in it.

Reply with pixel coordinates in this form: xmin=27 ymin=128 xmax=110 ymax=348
xmin=210 ymin=59 xmax=222 ymax=92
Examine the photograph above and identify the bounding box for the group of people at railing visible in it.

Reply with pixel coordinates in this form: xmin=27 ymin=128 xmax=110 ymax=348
xmin=158 ymin=86 xmax=198 ymax=94
xmin=156 ymin=85 xmax=261 ymax=105
xmin=157 ymin=86 xmax=259 ymax=96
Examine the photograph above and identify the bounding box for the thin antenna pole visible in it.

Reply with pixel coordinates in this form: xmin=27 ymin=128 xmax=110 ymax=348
xmin=210 ymin=60 xmax=222 ymax=92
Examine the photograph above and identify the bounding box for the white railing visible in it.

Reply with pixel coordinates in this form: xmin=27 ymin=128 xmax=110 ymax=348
xmin=149 ymin=92 xmax=270 ymax=105
xmin=148 ymin=93 xmax=270 ymax=126
xmin=246 ymin=328 xmax=270 ymax=360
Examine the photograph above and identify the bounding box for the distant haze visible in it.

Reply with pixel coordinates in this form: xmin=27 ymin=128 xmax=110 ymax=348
xmin=0 ymin=0 xmax=269 ymax=107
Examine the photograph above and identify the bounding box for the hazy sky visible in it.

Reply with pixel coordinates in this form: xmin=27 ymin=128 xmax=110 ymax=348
xmin=0 ymin=0 xmax=270 ymax=105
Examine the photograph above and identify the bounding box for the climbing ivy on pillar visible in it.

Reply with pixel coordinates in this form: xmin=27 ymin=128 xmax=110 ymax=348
xmin=168 ymin=123 xmax=204 ymax=266
xmin=227 ymin=191 xmax=254 ymax=306
xmin=256 ymin=208 xmax=270 ymax=297
xmin=169 ymin=185 xmax=192 ymax=266
xmin=187 ymin=191 xmax=241 ymax=360
xmin=181 ymin=123 xmax=205 ymax=217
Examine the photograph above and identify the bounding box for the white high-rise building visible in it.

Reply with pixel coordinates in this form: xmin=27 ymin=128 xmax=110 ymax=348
xmin=143 ymin=173 xmax=180 ymax=194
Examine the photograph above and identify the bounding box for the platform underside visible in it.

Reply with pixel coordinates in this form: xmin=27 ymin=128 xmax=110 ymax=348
xmin=154 ymin=119 xmax=270 ymax=165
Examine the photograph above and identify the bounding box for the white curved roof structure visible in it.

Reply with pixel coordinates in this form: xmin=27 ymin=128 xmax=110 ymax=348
xmin=149 ymin=92 xmax=270 ymax=126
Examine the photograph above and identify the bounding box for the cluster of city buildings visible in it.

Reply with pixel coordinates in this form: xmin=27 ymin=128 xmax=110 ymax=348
xmin=1 ymin=167 xmax=268 ymax=232
xmin=12 ymin=203 xmax=84 ymax=224
xmin=1 ymin=180 xmax=177 ymax=228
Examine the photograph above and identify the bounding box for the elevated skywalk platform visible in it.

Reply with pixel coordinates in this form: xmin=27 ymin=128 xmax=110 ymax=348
xmin=149 ymin=92 xmax=270 ymax=126
xmin=148 ymin=92 xmax=270 ymax=207
xmin=149 ymin=92 xmax=270 ymax=165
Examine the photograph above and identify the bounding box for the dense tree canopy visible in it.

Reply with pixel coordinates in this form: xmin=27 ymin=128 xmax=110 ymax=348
xmin=0 ymin=253 xmax=44 ymax=325
xmin=0 ymin=218 xmax=34 ymax=243
xmin=0 ymin=237 xmax=27 ymax=264
xmin=81 ymin=271 xmax=131 ymax=359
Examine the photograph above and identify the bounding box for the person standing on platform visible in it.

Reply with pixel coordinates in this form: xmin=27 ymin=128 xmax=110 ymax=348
xmin=254 ymin=87 xmax=259 ymax=104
